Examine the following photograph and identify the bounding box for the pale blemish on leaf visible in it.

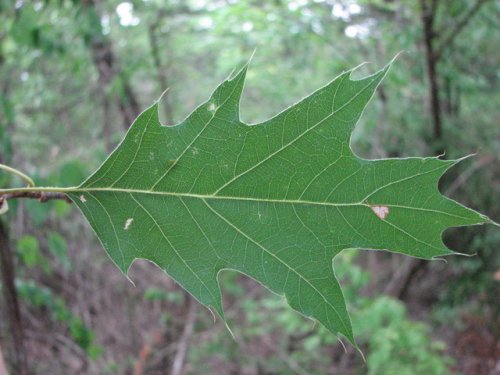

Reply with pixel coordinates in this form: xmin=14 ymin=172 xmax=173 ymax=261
xmin=124 ymin=218 xmax=134 ymax=230
xmin=371 ymin=205 xmax=389 ymax=220
xmin=79 ymin=195 xmax=87 ymax=203
xmin=208 ymin=103 xmax=217 ymax=112
xmin=0 ymin=198 xmax=8 ymax=215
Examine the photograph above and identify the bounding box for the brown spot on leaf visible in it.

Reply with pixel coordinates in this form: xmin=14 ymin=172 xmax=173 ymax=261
xmin=371 ymin=205 xmax=389 ymax=220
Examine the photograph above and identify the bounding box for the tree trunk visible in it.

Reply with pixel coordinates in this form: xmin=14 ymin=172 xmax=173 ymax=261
xmin=0 ymin=39 xmax=28 ymax=375
xmin=148 ymin=17 xmax=173 ymax=123
xmin=171 ymin=298 xmax=197 ymax=375
xmin=390 ymin=0 xmax=489 ymax=300
xmin=0 ymin=344 xmax=9 ymax=375
xmin=80 ymin=0 xmax=141 ymax=135
xmin=0 ymin=221 xmax=28 ymax=375
xmin=420 ymin=0 xmax=443 ymax=152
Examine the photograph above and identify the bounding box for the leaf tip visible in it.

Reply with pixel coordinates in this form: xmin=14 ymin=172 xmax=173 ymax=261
xmin=242 ymin=49 xmax=257 ymax=73
xmin=485 ymin=216 xmax=500 ymax=227
xmin=156 ymin=87 xmax=170 ymax=107
xmin=223 ymin=319 xmax=236 ymax=341
xmin=355 ymin=345 xmax=367 ymax=363
xmin=206 ymin=293 xmax=236 ymax=339
xmin=452 ymin=153 xmax=477 ymax=164
xmin=346 ymin=60 xmax=371 ymax=79
xmin=337 ymin=330 xmax=360 ymax=355
xmin=208 ymin=61 xmax=249 ymax=123
xmin=230 ymin=62 xmax=249 ymax=84
xmin=124 ymin=263 xmax=137 ymax=287
xmin=389 ymin=50 xmax=406 ymax=65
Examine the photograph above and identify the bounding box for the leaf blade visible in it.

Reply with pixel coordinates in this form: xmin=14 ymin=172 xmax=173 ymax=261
xmin=68 ymin=60 xmax=492 ymax=345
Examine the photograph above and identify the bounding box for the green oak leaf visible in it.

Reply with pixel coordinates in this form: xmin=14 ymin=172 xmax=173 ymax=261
xmin=65 ymin=61 xmax=494 ymax=346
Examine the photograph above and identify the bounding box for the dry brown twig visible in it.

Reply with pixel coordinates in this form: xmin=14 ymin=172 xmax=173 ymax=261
xmin=0 ymin=345 xmax=9 ymax=375
xmin=0 ymin=192 xmax=72 ymax=204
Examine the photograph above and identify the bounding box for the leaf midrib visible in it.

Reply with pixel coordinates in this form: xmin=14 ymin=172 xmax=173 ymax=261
xmin=67 ymin=186 xmax=471 ymax=221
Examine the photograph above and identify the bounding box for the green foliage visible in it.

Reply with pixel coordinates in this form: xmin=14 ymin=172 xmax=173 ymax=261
xmin=17 ymin=235 xmax=50 ymax=273
xmin=58 ymin=160 xmax=88 ymax=187
xmin=144 ymin=287 xmax=183 ymax=304
xmin=356 ymin=297 xmax=452 ymax=375
xmin=24 ymin=199 xmax=52 ymax=226
xmin=16 ymin=231 xmax=71 ymax=273
xmin=16 ymin=279 xmax=103 ymax=359
xmin=47 ymin=231 xmax=71 ymax=270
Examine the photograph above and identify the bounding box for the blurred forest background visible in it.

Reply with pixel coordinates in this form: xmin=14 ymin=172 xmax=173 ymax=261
xmin=0 ymin=0 xmax=499 ymax=374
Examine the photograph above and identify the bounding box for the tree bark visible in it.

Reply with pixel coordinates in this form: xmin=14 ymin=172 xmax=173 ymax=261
xmin=0 ymin=344 xmax=9 ymax=375
xmin=80 ymin=0 xmax=141 ymax=136
xmin=387 ymin=0 xmax=489 ymax=299
xmin=148 ymin=16 xmax=169 ymax=93
xmin=434 ymin=0 xmax=490 ymax=61
xmin=171 ymin=298 xmax=197 ymax=375
xmin=0 ymin=221 xmax=28 ymax=375
xmin=420 ymin=0 xmax=443 ymax=150
xmin=388 ymin=0 xmax=492 ymax=300
xmin=0 ymin=37 xmax=28 ymax=375
xmin=148 ymin=16 xmax=173 ymax=123
xmin=419 ymin=0 xmax=489 ymax=151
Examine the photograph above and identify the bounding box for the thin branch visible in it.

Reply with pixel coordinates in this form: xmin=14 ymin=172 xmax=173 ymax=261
xmin=384 ymin=256 xmax=422 ymax=298
xmin=446 ymin=154 xmax=494 ymax=196
xmin=430 ymin=0 xmax=439 ymax=16
xmin=148 ymin=11 xmax=169 ymax=91
xmin=0 ymin=192 xmax=72 ymax=204
xmin=419 ymin=0 xmax=435 ymax=27
xmin=0 ymin=222 xmax=29 ymax=375
xmin=171 ymin=298 xmax=197 ymax=375
xmin=420 ymin=0 xmax=443 ymax=146
xmin=0 ymin=344 xmax=10 ymax=375
xmin=435 ymin=0 xmax=490 ymax=61
xmin=262 ymin=338 xmax=310 ymax=375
